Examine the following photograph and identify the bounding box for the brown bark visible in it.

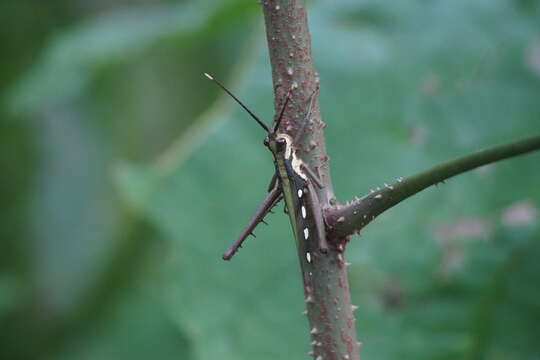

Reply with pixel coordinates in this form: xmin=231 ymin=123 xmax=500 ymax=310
xmin=261 ymin=1 xmax=360 ymax=359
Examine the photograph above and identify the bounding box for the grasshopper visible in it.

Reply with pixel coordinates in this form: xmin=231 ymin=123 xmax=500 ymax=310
xmin=204 ymin=73 xmax=328 ymax=263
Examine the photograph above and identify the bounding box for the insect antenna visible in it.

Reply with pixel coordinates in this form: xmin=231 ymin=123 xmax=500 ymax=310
xmin=294 ymin=86 xmax=320 ymax=143
xmin=273 ymin=90 xmax=291 ymax=133
xmin=204 ymin=73 xmax=270 ymax=133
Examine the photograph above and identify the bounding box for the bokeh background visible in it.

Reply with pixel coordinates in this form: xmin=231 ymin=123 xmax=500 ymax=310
xmin=2 ymin=0 xmax=540 ymax=359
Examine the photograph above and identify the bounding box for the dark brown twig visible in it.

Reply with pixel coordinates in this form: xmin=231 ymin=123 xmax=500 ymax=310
xmin=261 ymin=1 xmax=360 ymax=359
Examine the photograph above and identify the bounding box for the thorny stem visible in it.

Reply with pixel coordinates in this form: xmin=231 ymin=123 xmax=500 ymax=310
xmin=326 ymin=133 xmax=540 ymax=237
xmin=261 ymin=1 xmax=360 ymax=359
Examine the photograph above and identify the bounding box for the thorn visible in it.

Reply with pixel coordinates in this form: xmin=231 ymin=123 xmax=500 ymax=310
xmin=345 ymin=262 xmax=352 ymax=267
xmin=337 ymin=216 xmax=345 ymax=223
xmin=305 ymin=295 xmax=314 ymax=303
xmin=261 ymin=219 xmax=268 ymax=225
xmin=311 ymin=340 xmax=317 ymax=346
xmin=308 ymin=351 xmax=314 ymax=356
xmin=316 ymin=356 xmax=323 ymax=360
xmin=302 ymin=310 xmax=308 ymax=316
xmin=343 ymin=355 xmax=350 ymax=360
xmin=351 ymin=305 xmax=359 ymax=312
xmin=250 ymin=232 xmax=256 ymax=238
xmin=310 ymin=327 xmax=319 ymax=335
xmin=203 ymin=72 xmax=213 ymax=80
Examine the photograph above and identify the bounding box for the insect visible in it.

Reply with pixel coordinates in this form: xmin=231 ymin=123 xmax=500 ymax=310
xmin=204 ymin=73 xmax=328 ymax=263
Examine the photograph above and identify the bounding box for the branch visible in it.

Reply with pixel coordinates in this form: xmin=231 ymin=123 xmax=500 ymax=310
xmin=261 ymin=1 xmax=360 ymax=359
xmin=326 ymin=133 xmax=540 ymax=237
xmin=262 ymin=0 xmax=334 ymax=204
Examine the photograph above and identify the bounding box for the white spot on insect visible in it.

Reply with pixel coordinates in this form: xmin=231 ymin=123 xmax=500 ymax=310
xmin=302 ymin=206 xmax=307 ymax=219
xmin=374 ymin=194 xmax=383 ymax=199
xmin=306 ymin=252 xmax=312 ymax=263
xmin=298 ymin=189 xmax=303 ymax=198
xmin=287 ymin=67 xmax=293 ymax=76
xmin=275 ymin=4 xmax=280 ymax=10
xmin=304 ymin=228 xmax=309 ymax=239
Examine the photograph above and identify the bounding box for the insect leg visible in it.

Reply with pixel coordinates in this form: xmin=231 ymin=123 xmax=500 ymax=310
xmin=300 ymin=163 xmax=324 ymax=189
xmin=222 ymin=186 xmax=283 ymax=260
xmin=267 ymin=173 xmax=278 ymax=192
xmin=305 ymin=181 xmax=328 ymax=253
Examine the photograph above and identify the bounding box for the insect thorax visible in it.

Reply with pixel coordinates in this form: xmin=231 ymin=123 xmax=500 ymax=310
xmin=272 ymin=133 xmax=307 ymax=180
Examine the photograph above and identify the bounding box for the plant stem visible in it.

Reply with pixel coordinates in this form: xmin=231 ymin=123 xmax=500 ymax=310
xmin=326 ymin=133 xmax=540 ymax=237
xmin=261 ymin=1 xmax=360 ymax=359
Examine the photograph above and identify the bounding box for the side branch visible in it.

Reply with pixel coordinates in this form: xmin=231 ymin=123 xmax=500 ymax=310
xmin=326 ymin=133 xmax=540 ymax=237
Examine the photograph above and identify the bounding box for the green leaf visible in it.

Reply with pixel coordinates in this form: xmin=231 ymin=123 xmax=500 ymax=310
xmin=116 ymin=1 xmax=540 ymax=359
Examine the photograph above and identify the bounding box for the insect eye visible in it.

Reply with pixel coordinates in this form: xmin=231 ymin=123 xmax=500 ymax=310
xmin=263 ymin=137 xmax=270 ymax=146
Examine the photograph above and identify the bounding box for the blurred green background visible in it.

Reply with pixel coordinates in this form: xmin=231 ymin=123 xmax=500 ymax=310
xmin=1 ymin=0 xmax=540 ymax=359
